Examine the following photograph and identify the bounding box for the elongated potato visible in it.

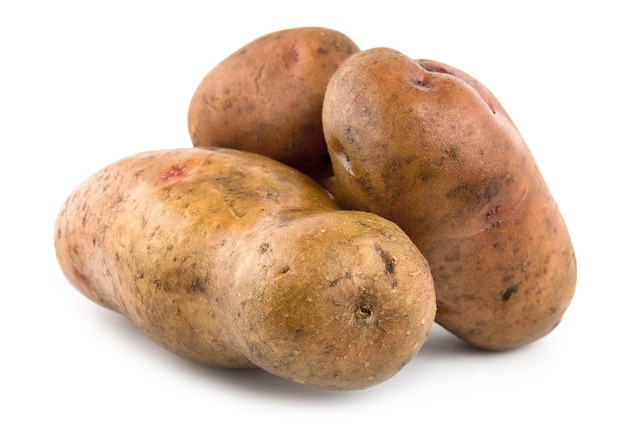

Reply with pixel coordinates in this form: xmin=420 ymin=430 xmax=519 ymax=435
xmin=54 ymin=147 xmax=436 ymax=390
xmin=322 ymin=47 xmax=576 ymax=350
xmin=187 ymin=27 xmax=360 ymax=181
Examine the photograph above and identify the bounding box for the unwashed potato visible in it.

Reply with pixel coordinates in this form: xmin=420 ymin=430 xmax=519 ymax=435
xmin=54 ymin=147 xmax=436 ymax=390
xmin=322 ymin=47 xmax=577 ymax=351
xmin=187 ymin=27 xmax=360 ymax=181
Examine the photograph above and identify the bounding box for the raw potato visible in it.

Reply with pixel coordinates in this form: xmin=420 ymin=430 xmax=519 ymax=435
xmin=322 ymin=47 xmax=577 ymax=350
xmin=187 ymin=27 xmax=360 ymax=181
xmin=54 ymin=147 xmax=436 ymax=390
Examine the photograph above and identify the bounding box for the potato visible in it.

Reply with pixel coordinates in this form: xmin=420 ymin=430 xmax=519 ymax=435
xmin=322 ymin=47 xmax=577 ymax=351
xmin=54 ymin=147 xmax=436 ymax=390
xmin=187 ymin=27 xmax=360 ymax=181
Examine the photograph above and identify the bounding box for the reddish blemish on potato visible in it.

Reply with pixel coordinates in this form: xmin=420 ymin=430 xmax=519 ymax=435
xmin=163 ymin=164 xmax=187 ymax=180
xmin=290 ymin=43 xmax=300 ymax=62
xmin=72 ymin=266 xmax=93 ymax=292
xmin=157 ymin=159 xmax=204 ymax=190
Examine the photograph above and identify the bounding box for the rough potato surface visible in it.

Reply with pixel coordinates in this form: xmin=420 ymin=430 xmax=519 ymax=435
xmin=322 ymin=48 xmax=576 ymax=350
xmin=55 ymin=147 xmax=436 ymax=390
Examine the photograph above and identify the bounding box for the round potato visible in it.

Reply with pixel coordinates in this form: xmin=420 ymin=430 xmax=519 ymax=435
xmin=188 ymin=27 xmax=360 ymax=181
xmin=54 ymin=147 xmax=436 ymax=390
xmin=322 ymin=47 xmax=577 ymax=351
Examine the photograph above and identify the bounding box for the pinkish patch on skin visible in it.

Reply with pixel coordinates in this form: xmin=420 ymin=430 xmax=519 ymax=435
xmin=162 ymin=164 xmax=187 ymax=181
xmin=291 ymin=43 xmax=300 ymax=62
xmin=157 ymin=159 xmax=203 ymax=189
xmin=73 ymin=266 xmax=93 ymax=292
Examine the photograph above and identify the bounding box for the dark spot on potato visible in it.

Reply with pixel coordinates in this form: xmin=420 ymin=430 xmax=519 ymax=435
xmin=354 ymin=288 xmax=377 ymax=327
xmin=292 ymin=326 xmax=304 ymax=337
xmin=259 ymin=242 xmax=270 ymax=254
xmin=444 ymin=251 xmax=460 ymax=262
xmin=444 ymin=147 xmax=458 ymax=159
xmin=359 ymin=177 xmax=372 ymax=191
xmin=501 ymin=285 xmax=518 ymax=301
xmin=110 ymin=194 xmax=124 ymax=207
xmin=414 ymin=215 xmax=426 ymax=225
xmin=446 ymin=176 xmax=507 ymax=210
xmin=200 ymin=94 xmax=213 ymax=106
xmin=482 ymin=184 xmax=499 ymax=202
xmin=187 ymin=277 xmax=207 ymax=293
xmin=389 ymin=157 xmax=400 ymax=172
xmin=446 ymin=183 xmax=470 ymax=199
xmin=153 ymin=278 xmax=171 ymax=292
xmin=264 ymin=191 xmax=279 ymax=202
xmin=356 ymin=305 xmax=372 ymax=320
xmin=330 ymin=272 xmax=353 ymax=287
xmin=374 ymin=244 xmax=395 ymax=276
xmin=343 ymin=126 xmax=355 ymax=144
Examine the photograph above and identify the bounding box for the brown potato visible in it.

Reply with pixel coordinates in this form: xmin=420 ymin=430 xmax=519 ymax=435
xmin=187 ymin=27 xmax=360 ymax=181
xmin=322 ymin=47 xmax=577 ymax=351
xmin=54 ymin=147 xmax=436 ymax=390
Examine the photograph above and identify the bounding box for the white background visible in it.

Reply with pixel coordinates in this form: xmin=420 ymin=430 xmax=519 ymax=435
xmin=2 ymin=1 xmax=623 ymax=436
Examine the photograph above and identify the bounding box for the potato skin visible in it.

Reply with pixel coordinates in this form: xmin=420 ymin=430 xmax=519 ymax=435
xmin=228 ymin=210 xmax=435 ymax=389
xmin=54 ymin=147 xmax=436 ymax=390
xmin=187 ymin=27 xmax=360 ymax=181
xmin=322 ymin=47 xmax=577 ymax=350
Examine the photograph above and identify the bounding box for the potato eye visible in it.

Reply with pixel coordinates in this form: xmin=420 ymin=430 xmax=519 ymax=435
xmin=356 ymin=305 xmax=372 ymax=320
